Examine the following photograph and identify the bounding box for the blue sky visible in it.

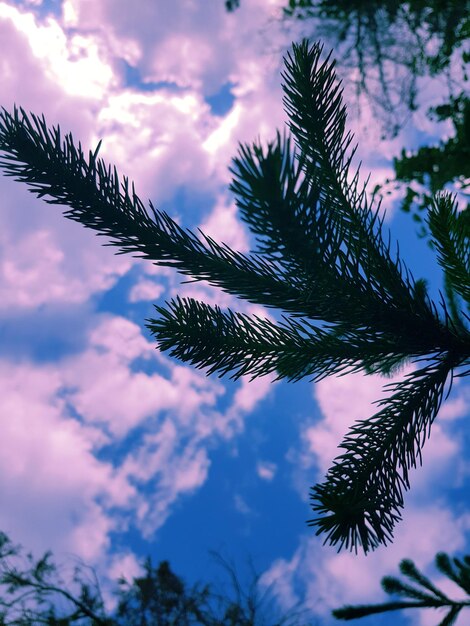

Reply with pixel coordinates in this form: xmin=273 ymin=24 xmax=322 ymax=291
xmin=0 ymin=1 xmax=468 ymax=625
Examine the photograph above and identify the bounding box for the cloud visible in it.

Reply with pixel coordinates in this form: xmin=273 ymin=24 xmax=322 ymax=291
xmin=256 ymin=461 xmax=277 ymax=481
xmin=59 ymin=0 xmax=291 ymax=192
xmin=0 ymin=2 xmax=115 ymax=100
xmin=121 ymin=419 xmax=213 ymax=536
xmin=0 ymin=305 xmax=274 ymax=566
xmin=1 ymin=4 xmax=467 ymax=620
xmin=95 ymin=88 xmax=216 ymax=202
xmin=223 ymin=375 xmax=276 ymax=437
xmin=60 ymin=315 xmax=225 ymax=437
xmin=199 ymin=195 xmax=250 ymax=253
xmin=0 ymin=225 xmax=132 ymax=310
xmin=0 ymin=358 xmax=134 ymax=561
xmin=233 ymin=494 xmax=253 ymax=516
xmin=0 ymin=12 xmax=286 ymax=554
xmin=128 ymin=278 xmax=165 ymax=302
xmin=61 ymin=0 xmax=283 ymax=96
xmin=62 ymin=315 xmax=274 ymax=539
xmin=0 ymin=3 xmax=135 ymax=311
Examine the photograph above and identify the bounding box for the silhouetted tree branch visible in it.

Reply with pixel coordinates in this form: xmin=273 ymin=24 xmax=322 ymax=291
xmin=0 ymin=532 xmax=314 ymax=625
xmin=333 ymin=551 xmax=470 ymax=625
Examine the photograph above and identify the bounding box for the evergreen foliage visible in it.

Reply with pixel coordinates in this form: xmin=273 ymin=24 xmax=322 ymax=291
xmin=391 ymin=92 xmax=470 ymax=238
xmin=333 ymin=551 xmax=470 ymax=625
xmin=0 ymin=41 xmax=469 ymax=555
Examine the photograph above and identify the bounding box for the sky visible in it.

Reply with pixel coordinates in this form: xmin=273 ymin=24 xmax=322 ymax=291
xmin=0 ymin=1 xmax=468 ymax=624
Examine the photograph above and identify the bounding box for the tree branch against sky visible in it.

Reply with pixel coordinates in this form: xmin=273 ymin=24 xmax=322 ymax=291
xmin=0 ymin=40 xmax=468 ymax=557
xmin=226 ymin=0 xmax=470 ymax=239
xmin=228 ymin=0 xmax=469 ymax=136
xmin=0 ymin=530 xmax=315 ymax=626
xmin=334 ymin=551 xmax=470 ymax=624
xmin=390 ymin=92 xmax=470 ymax=238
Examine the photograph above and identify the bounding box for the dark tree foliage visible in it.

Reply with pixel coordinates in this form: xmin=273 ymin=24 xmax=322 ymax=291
xmin=283 ymin=1 xmax=470 ymax=242
xmin=2 ymin=528 xmax=470 ymax=626
xmin=114 ymin=558 xmax=212 ymax=626
xmin=391 ymin=91 xmax=470 ymax=238
xmin=0 ymin=532 xmax=313 ymax=626
xmin=283 ymin=0 xmax=468 ymax=68
xmin=228 ymin=0 xmax=469 ymax=136
xmin=0 ymin=531 xmax=110 ymax=625
xmin=225 ymin=0 xmax=240 ymax=11
xmin=225 ymin=1 xmax=470 ymax=239
xmin=333 ymin=552 xmax=470 ymax=625
xmin=0 ymin=41 xmax=469 ymax=554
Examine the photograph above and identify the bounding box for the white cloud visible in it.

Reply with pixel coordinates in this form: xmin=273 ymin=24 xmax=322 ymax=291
xmin=55 ymin=0 xmax=292 ymax=195
xmin=0 ymin=3 xmax=135 ymax=311
xmin=0 ymin=3 xmax=286 ymax=555
xmin=439 ymin=379 xmax=470 ymax=421
xmin=148 ymin=33 xmax=216 ymax=91
xmin=225 ymin=374 xmax=276 ymax=435
xmin=0 ymin=358 xmax=134 ymax=561
xmin=203 ymin=104 xmax=242 ymax=156
xmin=128 ymin=278 xmax=165 ymax=302
xmin=0 ymin=226 xmax=131 ymax=310
xmin=256 ymin=461 xmax=277 ymax=481
xmin=95 ymin=88 xmax=215 ymax=201
xmin=199 ymin=195 xmax=250 ymax=253
xmin=0 ymin=0 xmax=289 ymax=321
xmin=118 ymin=419 xmax=212 ymax=536
xmin=61 ymin=316 xmax=225 ymax=437
xmin=0 ymin=301 xmax=275 ymax=563
xmin=107 ymin=551 xmax=142 ymax=585
xmin=0 ymin=2 xmax=115 ymax=100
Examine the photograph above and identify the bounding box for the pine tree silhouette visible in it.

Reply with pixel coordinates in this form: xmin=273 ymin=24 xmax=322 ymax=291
xmin=0 ymin=40 xmax=468 ymax=554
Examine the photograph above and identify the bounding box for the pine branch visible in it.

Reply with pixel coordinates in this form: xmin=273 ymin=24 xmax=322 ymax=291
xmin=309 ymin=358 xmax=453 ymax=553
xmin=230 ymin=131 xmax=315 ymax=265
xmin=230 ymin=130 xmax=356 ymax=289
xmin=333 ymin=552 xmax=470 ymax=624
xmin=0 ymin=40 xmax=469 ymax=554
xmin=0 ymin=106 xmax=338 ymax=321
xmin=228 ymin=103 xmax=461 ymax=353
xmin=399 ymin=558 xmax=451 ymax=601
xmin=147 ymin=297 xmax=433 ymax=382
xmin=428 ymin=193 xmax=470 ymax=308
xmin=0 ymin=105 xmax=457 ymax=344
xmin=436 ymin=553 xmax=470 ymax=595
xmin=229 ymin=131 xmax=425 ymax=335
xmin=281 ymin=41 xmax=430 ymax=318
